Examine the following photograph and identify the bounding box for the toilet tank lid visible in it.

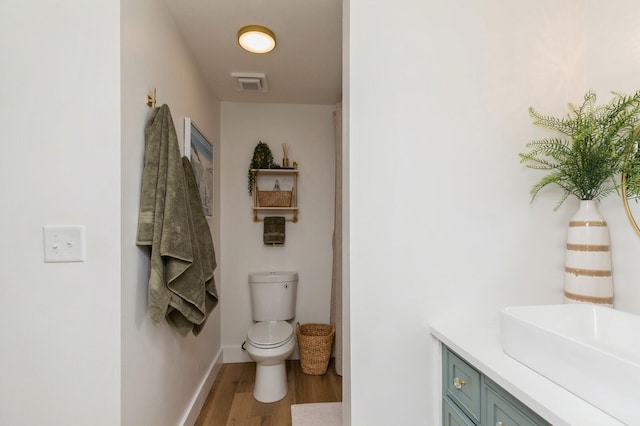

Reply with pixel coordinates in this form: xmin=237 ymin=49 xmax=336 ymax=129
xmin=249 ymin=271 xmax=298 ymax=283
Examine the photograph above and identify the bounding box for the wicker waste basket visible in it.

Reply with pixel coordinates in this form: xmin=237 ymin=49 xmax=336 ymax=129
xmin=296 ymin=323 xmax=336 ymax=375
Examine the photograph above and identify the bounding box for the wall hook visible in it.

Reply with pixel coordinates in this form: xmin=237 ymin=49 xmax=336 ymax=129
xmin=146 ymin=88 xmax=157 ymax=108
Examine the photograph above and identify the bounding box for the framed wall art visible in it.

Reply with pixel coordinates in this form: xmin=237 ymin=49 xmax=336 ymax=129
xmin=184 ymin=117 xmax=214 ymax=217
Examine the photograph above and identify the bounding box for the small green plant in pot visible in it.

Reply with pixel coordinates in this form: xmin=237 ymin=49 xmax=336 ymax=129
xmin=520 ymin=90 xmax=640 ymax=209
xmin=248 ymin=141 xmax=280 ymax=194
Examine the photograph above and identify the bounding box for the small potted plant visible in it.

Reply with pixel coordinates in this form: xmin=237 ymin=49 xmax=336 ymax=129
xmin=519 ymin=90 xmax=640 ymax=307
xmin=248 ymin=141 xmax=280 ymax=195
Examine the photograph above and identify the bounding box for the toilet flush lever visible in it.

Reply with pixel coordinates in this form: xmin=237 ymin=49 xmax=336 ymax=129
xmin=453 ymin=377 xmax=466 ymax=389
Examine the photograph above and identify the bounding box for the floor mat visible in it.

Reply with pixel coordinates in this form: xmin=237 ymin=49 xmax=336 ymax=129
xmin=291 ymin=402 xmax=343 ymax=426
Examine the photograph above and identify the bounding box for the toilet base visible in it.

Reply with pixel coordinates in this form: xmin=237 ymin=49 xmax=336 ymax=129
xmin=253 ymin=361 xmax=287 ymax=403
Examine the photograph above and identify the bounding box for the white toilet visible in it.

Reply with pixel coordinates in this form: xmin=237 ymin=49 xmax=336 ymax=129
xmin=245 ymin=271 xmax=298 ymax=403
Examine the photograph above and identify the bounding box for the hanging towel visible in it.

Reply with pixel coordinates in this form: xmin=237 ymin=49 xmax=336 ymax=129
xmin=264 ymin=216 xmax=285 ymax=245
xmin=166 ymin=157 xmax=218 ymax=336
xmin=136 ymin=104 xmax=218 ymax=336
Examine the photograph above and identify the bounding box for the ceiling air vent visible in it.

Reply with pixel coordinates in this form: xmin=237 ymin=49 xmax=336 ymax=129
xmin=231 ymin=72 xmax=269 ymax=93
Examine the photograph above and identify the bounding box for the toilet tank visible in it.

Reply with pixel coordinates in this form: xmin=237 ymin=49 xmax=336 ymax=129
xmin=249 ymin=271 xmax=298 ymax=321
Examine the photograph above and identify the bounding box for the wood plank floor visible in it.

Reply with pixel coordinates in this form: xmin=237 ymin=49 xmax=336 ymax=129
xmin=195 ymin=359 xmax=342 ymax=426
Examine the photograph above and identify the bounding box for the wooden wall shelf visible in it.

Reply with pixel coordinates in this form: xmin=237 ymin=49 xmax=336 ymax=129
xmin=251 ymin=168 xmax=299 ymax=222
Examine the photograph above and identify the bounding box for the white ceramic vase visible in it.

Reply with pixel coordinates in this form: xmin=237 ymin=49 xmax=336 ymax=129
xmin=563 ymin=200 xmax=614 ymax=307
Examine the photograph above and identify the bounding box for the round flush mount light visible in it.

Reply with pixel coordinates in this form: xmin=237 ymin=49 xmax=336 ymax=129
xmin=238 ymin=25 xmax=276 ymax=54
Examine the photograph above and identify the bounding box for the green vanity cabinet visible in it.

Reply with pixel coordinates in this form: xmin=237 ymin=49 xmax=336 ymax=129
xmin=444 ymin=397 xmax=476 ymax=426
xmin=443 ymin=347 xmax=482 ymax=424
xmin=483 ymin=377 xmax=549 ymax=426
xmin=442 ymin=346 xmax=551 ymax=426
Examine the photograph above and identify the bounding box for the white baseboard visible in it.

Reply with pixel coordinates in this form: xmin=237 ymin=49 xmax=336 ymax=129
xmin=222 ymin=344 xmax=252 ymax=363
xmin=180 ymin=348 xmax=223 ymax=426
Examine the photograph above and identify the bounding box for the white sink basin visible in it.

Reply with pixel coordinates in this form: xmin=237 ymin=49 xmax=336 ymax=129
xmin=499 ymin=304 xmax=640 ymax=425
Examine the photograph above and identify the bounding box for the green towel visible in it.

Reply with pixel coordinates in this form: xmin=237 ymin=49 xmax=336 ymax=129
xmin=264 ymin=216 xmax=285 ymax=245
xmin=136 ymin=104 xmax=218 ymax=336
xmin=166 ymin=157 xmax=218 ymax=336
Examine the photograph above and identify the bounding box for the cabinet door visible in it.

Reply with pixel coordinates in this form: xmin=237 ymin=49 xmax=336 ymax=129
xmin=443 ymin=347 xmax=482 ymax=424
xmin=443 ymin=398 xmax=476 ymax=426
xmin=485 ymin=381 xmax=551 ymax=426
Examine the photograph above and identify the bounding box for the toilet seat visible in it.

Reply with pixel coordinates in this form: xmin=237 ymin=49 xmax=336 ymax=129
xmin=247 ymin=321 xmax=294 ymax=349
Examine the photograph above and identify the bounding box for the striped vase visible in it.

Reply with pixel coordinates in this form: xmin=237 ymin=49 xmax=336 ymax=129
xmin=564 ymin=200 xmax=614 ymax=307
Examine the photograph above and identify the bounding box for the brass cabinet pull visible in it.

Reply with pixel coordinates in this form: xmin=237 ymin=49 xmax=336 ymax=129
xmin=453 ymin=377 xmax=466 ymax=389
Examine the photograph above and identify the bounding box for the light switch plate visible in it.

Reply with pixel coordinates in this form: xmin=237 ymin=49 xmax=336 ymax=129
xmin=43 ymin=225 xmax=86 ymax=262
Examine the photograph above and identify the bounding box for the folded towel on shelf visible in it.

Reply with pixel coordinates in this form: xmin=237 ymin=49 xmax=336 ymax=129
xmin=264 ymin=216 xmax=285 ymax=245
xmin=136 ymin=104 xmax=218 ymax=336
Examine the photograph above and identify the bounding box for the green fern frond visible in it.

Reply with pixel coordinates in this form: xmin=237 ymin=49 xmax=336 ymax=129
xmin=520 ymin=90 xmax=640 ymax=208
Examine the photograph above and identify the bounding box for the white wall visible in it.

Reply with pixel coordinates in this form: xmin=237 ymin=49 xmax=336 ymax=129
xmin=220 ymin=102 xmax=336 ymax=361
xmin=0 ymin=2 xmax=121 ymax=425
xmin=121 ymin=1 xmax=222 ymax=425
xmin=348 ymin=0 xmax=640 ymax=425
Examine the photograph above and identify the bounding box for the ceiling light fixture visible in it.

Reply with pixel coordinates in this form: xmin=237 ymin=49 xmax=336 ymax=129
xmin=237 ymin=25 xmax=276 ymax=54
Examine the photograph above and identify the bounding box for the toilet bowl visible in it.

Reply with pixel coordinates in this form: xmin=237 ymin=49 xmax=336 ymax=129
xmin=245 ymin=320 xmax=296 ymax=403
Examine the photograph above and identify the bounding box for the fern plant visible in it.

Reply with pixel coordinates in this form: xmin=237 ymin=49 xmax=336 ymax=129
xmin=520 ymin=90 xmax=640 ymax=210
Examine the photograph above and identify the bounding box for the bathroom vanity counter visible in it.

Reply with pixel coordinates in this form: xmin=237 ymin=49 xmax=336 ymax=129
xmin=430 ymin=315 xmax=624 ymax=426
